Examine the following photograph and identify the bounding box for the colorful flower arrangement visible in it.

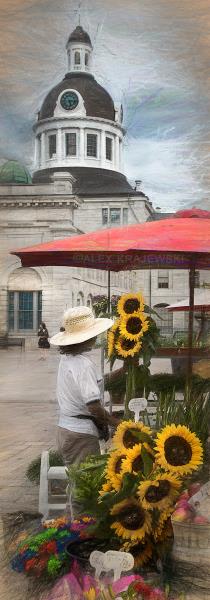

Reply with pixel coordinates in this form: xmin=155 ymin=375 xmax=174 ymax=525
xmin=43 ymin=571 xmax=184 ymax=600
xmin=11 ymin=515 xmax=95 ymax=578
xmin=72 ymin=420 xmax=203 ymax=569
xmin=107 ymin=293 xmax=159 ymax=416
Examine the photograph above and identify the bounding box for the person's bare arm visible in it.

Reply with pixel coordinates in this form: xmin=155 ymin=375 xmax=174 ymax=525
xmin=88 ymin=400 xmax=120 ymax=428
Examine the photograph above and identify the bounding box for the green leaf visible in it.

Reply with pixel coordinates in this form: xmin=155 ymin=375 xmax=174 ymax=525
xmin=141 ymin=445 xmax=154 ymax=478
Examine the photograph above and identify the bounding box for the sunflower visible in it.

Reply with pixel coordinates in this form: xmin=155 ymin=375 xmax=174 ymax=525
xmin=107 ymin=320 xmax=120 ymax=357
xmin=98 ymin=480 xmax=113 ymax=497
xmin=121 ymin=443 xmax=153 ymax=477
xmin=120 ymin=311 xmax=149 ymax=341
xmin=115 ymin=335 xmax=142 ymax=358
xmin=123 ymin=539 xmax=153 ymax=568
xmin=105 ymin=449 xmax=127 ymax=491
xmin=111 ymin=498 xmax=152 ymax=541
xmin=138 ymin=473 xmax=181 ymax=511
xmin=117 ymin=293 xmax=145 ymax=317
xmin=153 ymin=507 xmax=174 ymax=542
xmin=155 ymin=424 xmax=203 ymax=475
xmin=113 ymin=420 xmax=152 ymax=451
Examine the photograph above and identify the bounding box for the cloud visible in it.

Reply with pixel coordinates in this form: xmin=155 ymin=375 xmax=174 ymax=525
xmin=1 ymin=0 xmax=210 ymax=210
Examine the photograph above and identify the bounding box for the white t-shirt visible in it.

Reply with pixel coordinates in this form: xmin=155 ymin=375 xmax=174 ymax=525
xmin=57 ymin=352 xmax=102 ymax=436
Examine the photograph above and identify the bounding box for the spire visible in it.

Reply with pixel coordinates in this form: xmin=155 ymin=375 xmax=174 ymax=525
xmin=66 ymin=26 xmax=93 ymax=73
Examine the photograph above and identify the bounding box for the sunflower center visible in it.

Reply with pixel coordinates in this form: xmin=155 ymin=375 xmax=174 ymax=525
xmin=123 ymin=428 xmax=140 ymax=449
xmin=124 ymin=299 xmax=141 ymax=314
xmin=164 ymin=435 xmax=192 ymax=466
xmin=126 ymin=316 xmax=142 ymax=335
xmin=115 ymin=456 xmax=126 ymax=474
xmin=119 ymin=505 xmax=145 ymax=530
xmin=145 ymin=480 xmax=170 ymax=503
xmin=132 ymin=455 xmax=143 ymax=472
xmin=121 ymin=338 xmax=136 ymax=351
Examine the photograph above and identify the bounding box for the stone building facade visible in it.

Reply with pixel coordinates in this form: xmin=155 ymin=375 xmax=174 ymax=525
xmin=0 ymin=25 xmax=208 ymax=346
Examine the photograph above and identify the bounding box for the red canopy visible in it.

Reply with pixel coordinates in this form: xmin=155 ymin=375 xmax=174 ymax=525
xmin=11 ymin=216 xmax=210 ymax=271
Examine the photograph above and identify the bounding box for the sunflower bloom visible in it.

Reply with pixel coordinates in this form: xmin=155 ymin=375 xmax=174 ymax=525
xmin=120 ymin=311 xmax=149 ymax=341
xmin=123 ymin=539 xmax=153 ymax=568
xmin=115 ymin=335 xmax=142 ymax=358
xmin=155 ymin=424 xmax=203 ymax=475
xmin=138 ymin=473 xmax=181 ymax=511
xmin=105 ymin=449 xmax=127 ymax=491
xmin=153 ymin=507 xmax=174 ymax=542
xmin=121 ymin=443 xmax=153 ymax=477
xmin=111 ymin=498 xmax=152 ymax=542
xmin=113 ymin=420 xmax=152 ymax=451
xmin=117 ymin=293 xmax=145 ymax=317
xmin=98 ymin=480 xmax=113 ymax=496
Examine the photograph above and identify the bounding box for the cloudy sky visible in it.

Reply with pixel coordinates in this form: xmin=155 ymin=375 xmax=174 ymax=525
xmin=1 ymin=0 xmax=210 ymax=210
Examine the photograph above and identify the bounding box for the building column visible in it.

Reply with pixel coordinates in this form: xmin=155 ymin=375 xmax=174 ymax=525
xmin=80 ymin=128 xmax=85 ymax=162
xmin=115 ymin=136 xmax=120 ymax=170
xmin=101 ymin=130 xmax=106 ymax=167
xmin=34 ymin=136 xmax=40 ymax=168
xmin=57 ymin=129 xmax=62 ymax=161
xmin=41 ymin=132 xmax=46 ymax=167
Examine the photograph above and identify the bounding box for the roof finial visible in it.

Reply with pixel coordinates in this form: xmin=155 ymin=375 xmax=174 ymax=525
xmin=78 ymin=0 xmax=82 ymax=26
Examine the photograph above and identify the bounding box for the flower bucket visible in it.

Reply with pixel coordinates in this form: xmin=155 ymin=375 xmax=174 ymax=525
xmin=171 ymin=518 xmax=210 ymax=592
xmin=66 ymin=537 xmax=105 ymax=571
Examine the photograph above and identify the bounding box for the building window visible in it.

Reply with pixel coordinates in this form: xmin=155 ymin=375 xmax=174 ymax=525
xmin=110 ymin=208 xmax=121 ymax=224
xmin=158 ymin=271 xmax=169 ymax=289
xmin=194 ymin=271 xmax=200 ymax=288
xmin=48 ymin=134 xmax=56 ymax=158
xmin=8 ymin=291 xmax=42 ymax=331
xmin=87 ymin=133 xmax=97 ymax=157
xmin=106 ymin=137 xmax=113 ymax=160
xmin=123 ymin=207 xmax=128 ymax=224
xmin=102 ymin=208 xmax=108 ymax=225
xmin=85 ymin=52 xmax=89 ymax=66
xmin=65 ymin=132 xmax=77 ymax=156
xmin=75 ymin=51 xmax=81 ymax=65
xmin=77 ymin=292 xmax=84 ymax=306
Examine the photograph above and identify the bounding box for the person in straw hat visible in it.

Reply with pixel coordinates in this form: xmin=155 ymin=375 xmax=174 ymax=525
xmin=50 ymin=306 xmax=119 ymax=512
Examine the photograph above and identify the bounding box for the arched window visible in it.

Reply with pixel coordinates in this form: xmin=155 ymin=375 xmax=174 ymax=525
xmin=153 ymin=303 xmax=173 ymax=335
xmin=85 ymin=52 xmax=89 ymax=66
xmin=87 ymin=294 xmax=92 ymax=308
xmin=75 ymin=51 xmax=81 ymax=65
xmin=77 ymin=292 xmax=84 ymax=306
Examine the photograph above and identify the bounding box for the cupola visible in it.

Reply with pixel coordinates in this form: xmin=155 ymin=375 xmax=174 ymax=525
xmin=66 ymin=25 xmax=93 ymax=74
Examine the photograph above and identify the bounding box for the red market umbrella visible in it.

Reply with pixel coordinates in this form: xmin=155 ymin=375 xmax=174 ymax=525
xmin=12 ymin=209 xmax=210 ymax=378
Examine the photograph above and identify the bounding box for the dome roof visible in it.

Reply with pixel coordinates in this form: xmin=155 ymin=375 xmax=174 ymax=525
xmin=38 ymin=72 xmax=115 ymax=121
xmin=67 ymin=25 xmax=92 ymax=47
xmin=0 ymin=160 xmax=32 ymax=185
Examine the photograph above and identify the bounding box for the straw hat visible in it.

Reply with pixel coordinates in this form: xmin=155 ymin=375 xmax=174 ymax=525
xmin=50 ymin=306 xmax=113 ymax=346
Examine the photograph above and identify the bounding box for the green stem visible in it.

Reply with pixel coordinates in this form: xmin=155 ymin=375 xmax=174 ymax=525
xmin=124 ymin=361 xmax=137 ymax=419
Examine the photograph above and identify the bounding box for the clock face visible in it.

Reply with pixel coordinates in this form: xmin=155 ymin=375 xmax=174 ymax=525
xmin=60 ymin=91 xmax=79 ymax=111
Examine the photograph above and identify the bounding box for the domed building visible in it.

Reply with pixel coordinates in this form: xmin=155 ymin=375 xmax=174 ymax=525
xmin=32 ymin=25 xmax=135 ymax=197
xmin=0 ymin=160 xmax=32 ymax=185
xmin=1 ymin=24 xmax=193 ymax=345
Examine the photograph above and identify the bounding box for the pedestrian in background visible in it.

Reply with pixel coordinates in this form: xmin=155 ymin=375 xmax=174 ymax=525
xmin=38 ymin=321 xmax=50 ymax=360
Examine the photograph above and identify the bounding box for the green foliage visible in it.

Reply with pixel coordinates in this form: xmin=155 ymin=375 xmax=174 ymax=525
xmin=67 ymin=455 xmax=108 ymax=515
xmin=153 ymin=386 xmax=210 ymax=447
xmin=26 ymin=450 xmax=64 ymax=485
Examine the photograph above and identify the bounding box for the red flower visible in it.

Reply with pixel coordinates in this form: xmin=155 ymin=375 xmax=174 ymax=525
xmin=133 ymin=580 xmax=152 ymax=598
xmin=46 ymin=541 xmax=57 ymax=554
xmin=25 ymin=558 xmax=37 ymax=571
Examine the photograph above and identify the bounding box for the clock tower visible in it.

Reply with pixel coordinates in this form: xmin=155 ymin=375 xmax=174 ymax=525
xmin=32 ymin=25 xmax=135 ymax=196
